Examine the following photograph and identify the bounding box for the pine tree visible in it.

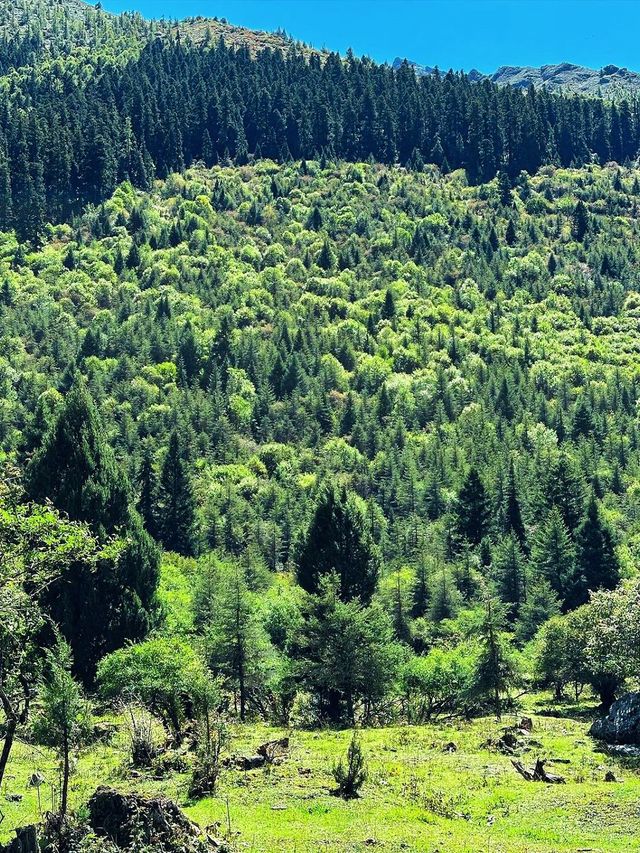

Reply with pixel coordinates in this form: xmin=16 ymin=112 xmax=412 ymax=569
xmin=296 ymin=486 xmax=380 ymax=603
xmin=158 ymin=430 xmax=198 ymax=556
xmin=516 ymin=577 xmax=560 ymax=644
xmin=317 ymin=238 xmax=336 ymax=271
xmin=547 ymin=453 xmax=584 ymax=534
xmin=497 ymin=170 xmax=513 ymax=206
xmin=34 ymin=640 xmax=88 ymax=818
xmin=204 ymin=562 xmax=269 ymax=721
xmin=454 ymin=467 xmax=490 ymax=546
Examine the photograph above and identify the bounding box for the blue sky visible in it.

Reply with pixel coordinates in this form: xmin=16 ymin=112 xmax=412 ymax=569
xmin=100 ymin=0 xmax=640 ymax=74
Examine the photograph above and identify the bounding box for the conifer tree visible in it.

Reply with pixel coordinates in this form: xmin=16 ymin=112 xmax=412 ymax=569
xmin=296 ymin=486 xmax=380 ymax=603
xmin=571 ymin=200 xmax=589 ymax=242
xmin=530 ymin=507 xmax=575 ymax=607
xmin=454 ymin=467 xmax=490 ymax=546
xmin=26 ymin=376 xmax=159 ymax=682
xmin=27 ymin=376 xmax=129 ymax=533
xmin=158 ymin=430 xmax=198 ymax=556
xmin=137 ymin=441 xmax=159 ymax=539
xmin=503 ymin=459 xmax=526 ymax=545
xmin=492 ymin=533 xmax=527 ymax=620
xmin=571 ymin=493 xmax=620 ymax=608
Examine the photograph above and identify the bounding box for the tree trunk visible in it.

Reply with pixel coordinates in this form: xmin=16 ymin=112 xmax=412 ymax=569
xmin=238 ymin=646 xmax=246 ymax=722
xmin=61 ymin=730 xmax=70 ymax=818
xmin=0 ymin=686 xmax=18 ymax=791
xmin=0 ymin=714 xmax=17 ymax=791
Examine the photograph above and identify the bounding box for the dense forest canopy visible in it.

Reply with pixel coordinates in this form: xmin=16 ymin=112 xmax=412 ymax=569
xmin=2 ymin=0 xmax=640 ymax=241
xmin=3 ymin=2 xmax=640 ymax=849
xmin=3 ymin=155 xmax=640 ymax=701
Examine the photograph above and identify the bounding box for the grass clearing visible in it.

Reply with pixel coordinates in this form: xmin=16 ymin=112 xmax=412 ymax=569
xmin=2 ymin=699 xmax=639 ymax=852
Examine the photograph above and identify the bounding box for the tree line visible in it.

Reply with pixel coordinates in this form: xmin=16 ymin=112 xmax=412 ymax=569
xmin=3 ymin=24 xmax=640 ymax=240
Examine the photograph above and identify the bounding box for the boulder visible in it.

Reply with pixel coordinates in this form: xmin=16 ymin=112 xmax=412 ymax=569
xmin=590 ymin=692 xmax=640 ymax=745
xmin=87 ymin=786 xmax=222 ymax=851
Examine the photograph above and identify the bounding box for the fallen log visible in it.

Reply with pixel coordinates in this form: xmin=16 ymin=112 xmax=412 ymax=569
xmin=511 ymin=758 xmax=565 ymax=784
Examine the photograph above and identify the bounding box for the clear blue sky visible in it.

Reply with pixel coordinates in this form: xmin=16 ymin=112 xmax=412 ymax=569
xmin=100 ymin=0 xmax=640 ymax=74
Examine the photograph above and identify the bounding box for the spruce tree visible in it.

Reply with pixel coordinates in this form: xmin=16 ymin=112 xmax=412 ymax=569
xmin=27 ymin=376 xmax=129 ymax=533
xmin=26 ymin=376 xmax=159 ymax=682
xmin=454 ymin=467 xmax=490 ymax=546
xmin=530 ymin=507 xmax=575 ymax=607
xmin=571 ymin=493 xmax=620 ymax=608
xmin=296 ymin=486 xmax=380 ymax=603
xmin=571 ymin=200 xmax=589 ymax=242
xmin=158 ymin=430 xmax=198 ymax=556
xmin=503 ymin=459 xmax=526 ymax=545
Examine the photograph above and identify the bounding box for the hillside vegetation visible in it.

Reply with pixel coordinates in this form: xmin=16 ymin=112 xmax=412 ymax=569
xmin=2 ymin=2 xmax=640 ymax=852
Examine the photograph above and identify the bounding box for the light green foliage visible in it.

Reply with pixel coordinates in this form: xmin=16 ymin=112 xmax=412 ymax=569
xmin=97 ymin=637 xmax=206 ymax=739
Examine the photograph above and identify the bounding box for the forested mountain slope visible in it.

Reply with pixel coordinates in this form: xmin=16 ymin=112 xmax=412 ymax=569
xmin=4 ymin=4 xmax=640 ymax=851
xmin=2 ymin=0 xmax=640 ymax=244
xmin=3 ymin=159 xmax=640 ymax=634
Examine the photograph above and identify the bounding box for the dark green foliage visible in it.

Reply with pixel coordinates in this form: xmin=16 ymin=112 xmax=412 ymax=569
xmin=571 ymin=493 xmax=620 ymax=608
xmin=530 ymin=508 xmax=575 ymax=608
xmin=27 ymin=376 xmax=129 ymax=534
xmin=158 ymin=431 xmax=198 ymax=557
xmin=0 ymin=10 xmax=639 ymax=241
xmin=296 ymin=487 xmax=380 ymax=604
xmin=26 ymin=377 xmax=159 ymax=682
xmin=454 ymin=468 xmax=490 ymax=546
xmin=332 ymin=732 xmax=367 ymax=799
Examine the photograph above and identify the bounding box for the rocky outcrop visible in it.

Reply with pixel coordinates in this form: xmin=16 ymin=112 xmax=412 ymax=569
xmin=393 ymin=56 xmax=640 ymax=98
xmin=590 ymin=692 xmax=640 ymax=744
xmin=87 ymin=787 xmax=221 ymax=852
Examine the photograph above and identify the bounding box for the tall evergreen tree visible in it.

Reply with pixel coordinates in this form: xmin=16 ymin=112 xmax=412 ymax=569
xmin=26 ymin=376 xmax=159 ymax=682
xmin=296 ymin=486 xmax=380 ymax=603
xmin=570 ymin=492 xmax=620 ymax=608
xmin=158 ymin=430 xmax=199 ymax=556
xmin=454 ymin=467 xmax=490 ymax=546
xmin=530 ymin=507 xmax=575 ymax=608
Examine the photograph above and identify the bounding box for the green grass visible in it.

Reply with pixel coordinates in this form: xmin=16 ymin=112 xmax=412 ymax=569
xmin=2 ymin=701 xmax=638 ymax=852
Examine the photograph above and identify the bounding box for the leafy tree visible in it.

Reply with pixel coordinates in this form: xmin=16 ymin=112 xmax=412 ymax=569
xmin=0 ymin=483 xmax=102 ymax=790
xmin=32 ymin=640 xmax=90 ymax=818
xmin=98 ymin=637 xmax=205 ymax=740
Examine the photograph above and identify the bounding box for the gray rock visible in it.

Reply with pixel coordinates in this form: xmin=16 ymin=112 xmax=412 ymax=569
xmin=590 ymin=692 xmax=640 ymax=744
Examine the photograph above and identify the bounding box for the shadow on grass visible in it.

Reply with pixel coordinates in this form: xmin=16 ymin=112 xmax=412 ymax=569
xmin=532 ymin=699 xmax=600 ymax=723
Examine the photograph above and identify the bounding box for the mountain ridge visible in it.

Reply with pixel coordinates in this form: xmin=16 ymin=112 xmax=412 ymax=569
xmin=392 ymin=56 xmax=640 ymax=97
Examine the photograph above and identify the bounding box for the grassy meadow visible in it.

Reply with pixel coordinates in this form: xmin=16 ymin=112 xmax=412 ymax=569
xmin=2 ymin=699 xmax=638 ymax=852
